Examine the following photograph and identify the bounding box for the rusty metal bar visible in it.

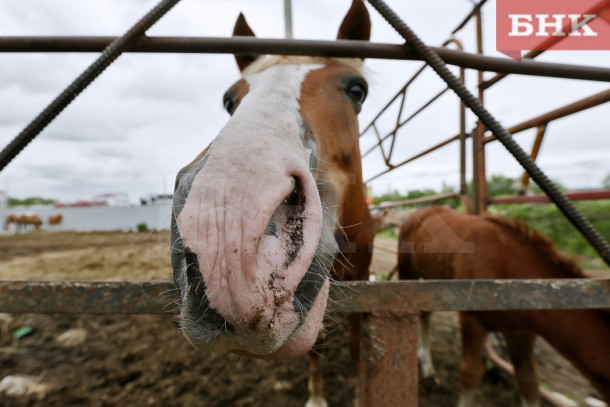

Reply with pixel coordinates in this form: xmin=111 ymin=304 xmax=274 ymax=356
xmin=2 ymin=36 xmax=610 ymax=83
xmin=491 ymin=189 xmax=610 ymax=205
xmin=372 ymin=191 xmax=461 ymax=210
xmin=472 ymin=9 xmax=488 ymax=214
xmin=362 ymin=87 xmax=450 ymax=159
xmin=519 ymin=124 xmax=548 ymax=194
xmin=360 ymin=64 xmax=427 ymax=136
xmin=480 ymin=50 xmax=544 ymax=90
xmin=358 ymin=311 xmax=418 ymax=407
xmin=0 ymin=281 xmax=174 ymax=314
xmin=2 ymin=279 xmax=610 ymax=314
xmin=365 ymin=133 xmax=461 ymax=183
xmin=484 ymin=88 xmax=610 ymax=144
xmin=451 ymin=0 xmax=489 ymax=35
xmin=0 ymin=0 xmax=182 ymax=172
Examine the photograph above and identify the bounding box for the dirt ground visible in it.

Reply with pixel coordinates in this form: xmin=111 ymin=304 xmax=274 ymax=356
xmin=0 ymin=231 xmax=605 ymax=406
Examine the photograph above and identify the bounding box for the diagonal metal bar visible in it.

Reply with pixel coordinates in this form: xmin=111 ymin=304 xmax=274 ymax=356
xmin=367 ymin=0 xmax=610 ymax=267
xmin=365 ymin=133 xmax=460 ymax=183
xmin=451 ymin=0 xmax=489 ymax=35
xmin=361 ymin=87 xmax=449 ymax=158
xmin=0 ymin=0 xmax=182 ymax=172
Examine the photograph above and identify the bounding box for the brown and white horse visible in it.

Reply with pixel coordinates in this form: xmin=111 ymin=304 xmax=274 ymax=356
xmin=398 ymin=206 xmax=610 ymax=407
xmin=4 ymin=213 xmax=43 ymax=232
xmin=170 ymin=1 xmax=373 ymax=405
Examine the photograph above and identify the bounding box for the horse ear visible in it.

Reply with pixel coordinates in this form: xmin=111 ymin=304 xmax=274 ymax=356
xmin=233 ymin=13 xmax=259 ymax=72
xmin=337 ymin=0 xmax=371 ymax=42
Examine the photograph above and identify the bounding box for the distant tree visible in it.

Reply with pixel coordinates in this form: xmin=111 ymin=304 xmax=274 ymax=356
xmin=603 ymin=173 xmax=610 ymax=189
xmin=486 ymin=175 xmax=517 ymax=198
xmin=373 ymin=185 xmax=459 ymax=208
xmin=372 ymin=189 xmax=405 ymax=205
xmin=8 ymin=196 xmax=56 ymax=207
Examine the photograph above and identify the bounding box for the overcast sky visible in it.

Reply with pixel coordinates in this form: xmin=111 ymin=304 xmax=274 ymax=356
xmin=0 ymin=0 xmax=608 ymax=203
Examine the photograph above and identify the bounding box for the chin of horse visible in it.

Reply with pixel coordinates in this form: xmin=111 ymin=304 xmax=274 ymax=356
xmin=171 ymin=0 xmax=372 ymax=361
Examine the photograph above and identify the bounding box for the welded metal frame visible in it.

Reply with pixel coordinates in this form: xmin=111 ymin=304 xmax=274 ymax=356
xmin=1 ymin=1 xmax=610 ymax=406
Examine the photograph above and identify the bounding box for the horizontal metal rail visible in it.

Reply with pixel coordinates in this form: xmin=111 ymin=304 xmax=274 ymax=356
xmin=484 ymin=88 xmax=610 ymax=144
xmin=1 ymin=279 xmax=609 ymax=314
xmin=2 ymin=36 xmax=610 ymax=83
xmin=372 ymin=191 xmax=461 ymax=210
xmin=491 ymin=189 xmax=610 ymax=205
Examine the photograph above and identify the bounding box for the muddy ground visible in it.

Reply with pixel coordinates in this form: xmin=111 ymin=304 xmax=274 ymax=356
xmin=0 ymin=231 xmax=605 ymax=406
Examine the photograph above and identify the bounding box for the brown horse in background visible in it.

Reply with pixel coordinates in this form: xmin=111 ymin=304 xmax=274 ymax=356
xmin=48 ymin=214 xmax=63 ymax=227
xmin=4 ymin=214 xmax=42 ymax=232
xmin=398 ymin=206 xmax=610 ymax=407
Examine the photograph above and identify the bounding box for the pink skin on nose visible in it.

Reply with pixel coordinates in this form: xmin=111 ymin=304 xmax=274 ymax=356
xmin=176 ymin=70 xmax=326 ymax=355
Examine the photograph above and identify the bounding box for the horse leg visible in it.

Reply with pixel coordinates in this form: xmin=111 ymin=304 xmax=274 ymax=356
xmin=504 ymin=332 xmax=540 ymax=407
xmin=458 ymin=313 xmax=488 ymax=407
xmin=306 ymin=329 xmax=328 ymax=407
xmin=418 ymin=311 xmax=438 ymax=381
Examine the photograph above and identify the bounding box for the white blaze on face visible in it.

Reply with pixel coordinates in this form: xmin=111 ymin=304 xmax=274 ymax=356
xmin=176 ymin=60 xmax=329 ymax=356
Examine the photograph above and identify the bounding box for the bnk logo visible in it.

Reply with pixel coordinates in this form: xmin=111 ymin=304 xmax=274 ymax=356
xmin=496 ymin=0 xmax=610 ymax=61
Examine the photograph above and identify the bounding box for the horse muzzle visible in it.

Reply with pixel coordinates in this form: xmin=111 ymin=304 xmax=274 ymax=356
xmin=170 ymin=138 xmax=331 ymax=359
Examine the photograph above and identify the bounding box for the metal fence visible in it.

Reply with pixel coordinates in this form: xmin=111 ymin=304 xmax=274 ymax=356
xmin=1 ymin=0 xmax=610 ymax=406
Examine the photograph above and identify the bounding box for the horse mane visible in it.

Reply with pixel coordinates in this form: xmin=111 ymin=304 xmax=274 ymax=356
xmin=242 ymin=55 xmax=365 ymax=76
xmin=483 ymin=215 xmax=588 ymax=279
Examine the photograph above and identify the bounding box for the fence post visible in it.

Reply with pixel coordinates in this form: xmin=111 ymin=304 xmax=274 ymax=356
xmin=358 ymin=311 xmax=419 ymax=407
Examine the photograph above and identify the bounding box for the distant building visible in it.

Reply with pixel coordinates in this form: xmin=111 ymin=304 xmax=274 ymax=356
xmin=94 ymin=193 xmax=130 ymax=207
xmin=140 ymin=193 xmax=173 ymax=206
xmin=55 ymin=192 xmax=131 ymax=208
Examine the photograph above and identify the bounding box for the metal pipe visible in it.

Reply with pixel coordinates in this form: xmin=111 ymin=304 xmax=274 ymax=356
xmin=365 ymin=134 xmax=461 ymax=183
xmin=283 ymin=0 xmax=293 ymax=39
xmin=2 ymin=36 xmax=610 ymax=83
xmin=2 ymin=280 xmax=610 ymax=314
xmin=372 ymin=191 xmax=461 ymax=210
xmin=519 ymin=124 xmax=548 ymax=194
xmin=480 ymin=50 xmax=544 ymax=90
xmin=0 ymin=0 xmax=182 ymax=172
xmin=484 ymin=88 xmax=610 ymax=143
xmin=491 ymin=189 xmax=610 ymax=205
xmin=451 ymin=0 xmax=489 ymax=35
xmin=361 ymin=87 xmax=450 ymax=159
xmin=367 ymin=0 xmax=610 ymax=266
xmin=472 ymin=9 xmax=488 ymax=214
xmin=360 ymin=64 xmax=427 ymax=136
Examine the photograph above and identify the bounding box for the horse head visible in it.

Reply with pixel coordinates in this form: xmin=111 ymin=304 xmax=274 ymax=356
xmin=171 ymin=0 xmax=372 ymax=359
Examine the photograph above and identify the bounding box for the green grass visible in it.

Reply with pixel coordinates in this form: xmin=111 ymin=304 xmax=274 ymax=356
xmin=490 ymin=200 xmax=610 ymax=260
xmin=375 ymin=228 xmax=397 ymax=238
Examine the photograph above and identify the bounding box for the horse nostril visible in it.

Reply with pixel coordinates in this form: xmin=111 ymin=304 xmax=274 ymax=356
xmin=283 ymin=177 xmax=305 ymax=208
xmin=265 ymin=177 xmax=306 ymax=238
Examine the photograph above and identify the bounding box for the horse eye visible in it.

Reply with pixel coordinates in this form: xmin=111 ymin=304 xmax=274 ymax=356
xmin=346 ymin=81 xmax=367 ymax=106
xmin=223 ymin=94 xmax=236 ymax=114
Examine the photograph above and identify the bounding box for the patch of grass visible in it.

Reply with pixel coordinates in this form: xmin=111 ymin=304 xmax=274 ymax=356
xmin=376 ymin=228 xmax=397 ymax=238
xmin=490 ymin=200 xmax=610 ymax=260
